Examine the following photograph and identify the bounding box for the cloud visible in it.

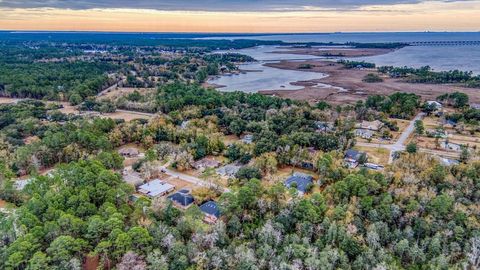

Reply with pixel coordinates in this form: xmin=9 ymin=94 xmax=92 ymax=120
xmin=0 ymin=0 xmax=474 ymax=11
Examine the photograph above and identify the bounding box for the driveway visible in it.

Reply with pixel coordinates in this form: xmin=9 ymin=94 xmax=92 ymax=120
xmin=357 ymin=113 xmax=425 ymax=164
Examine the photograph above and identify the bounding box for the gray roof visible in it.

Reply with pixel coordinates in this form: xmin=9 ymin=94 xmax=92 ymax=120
xmin=284 ymin=173 xmax=313 ymax=193
xmin=345 ymin=149 xmax=361 ymax=160
xmin=216 ymin=164 xmax=242 ymax=177
xmin=168 ymin=189 xmax=194 ymax=207
xmin=200 ymin=201 xmax=220 ymax=218
xmin=138 ymin=179 xmax=174 ymax=197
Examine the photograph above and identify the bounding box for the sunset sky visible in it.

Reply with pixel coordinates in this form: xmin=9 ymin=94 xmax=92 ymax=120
xmin=0 ymin=0 xmax=479 ymax=32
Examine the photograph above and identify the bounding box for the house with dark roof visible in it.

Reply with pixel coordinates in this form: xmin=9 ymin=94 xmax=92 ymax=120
xmin=284 ymin=173 xmax=314 ymax=195
xmin=344 ymin=149 xmax=367 ymax=168
xmin=199 ymin=201 xmax=221 ymax=224
xmin=168 ymin=189 xmax=195 ymax=209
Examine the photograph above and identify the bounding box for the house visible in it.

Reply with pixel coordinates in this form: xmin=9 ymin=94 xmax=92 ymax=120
xmin=118 ymin=147 xmax=140 ymax=158
xmin=426 ymin=101 xmax=443 ymax=110
xmin=241 ymin=134 xmax=254 ymax=144
xmin=199 ymin=201 xmax=221 ymax=224
xmin=193 ymin=157 xmax=221 ymax=171
xmin=344 ymin=149 xmax=367 ymax=168
xmin=470 ymin=103 xmax=480 ymax=110
xmin=426 ymin=129 xmax=447 ymax=139
xmin=284 ymin=173 xmax=314 ymax=195
xmin=355 ymin=129 xmax=374 ymax=139
xmin=315 ymin=121 xmax=334 ymax=133
xmin=441 ymin=141 xmax=463 ymax=152
xmin=138 ymin=179 xmax=175 ymax=198
xmin=168 ymin=189 xmax=195 ymax=209
xmin=444 ymin=119 xmax=457 ymax=128
xmin=216 ymin=163 xmax=242 ymax=178
xmin=356 ymin=120 xmax=384 ymax=131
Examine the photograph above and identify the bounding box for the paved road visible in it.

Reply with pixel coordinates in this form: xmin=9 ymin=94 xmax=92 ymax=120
xmin=357 ymin=113 xmax=425 ymax=164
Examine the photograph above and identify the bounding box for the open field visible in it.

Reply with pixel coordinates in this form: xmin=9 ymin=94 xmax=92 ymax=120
xmin=259 ymin=60 xmax=480 ymax=104
xmin=354 ymin=145 xmax=391 ymax=165
xmin=97 ymin=87 xmax=156 ymax=101
xmin=163 ymin=176 xmax=196 ymax=191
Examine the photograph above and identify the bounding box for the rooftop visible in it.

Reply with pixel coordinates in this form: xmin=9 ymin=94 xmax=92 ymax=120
xmin=138 ymin=179 xmax=174 ymax=197
xmin=284 ymin=173 xmax=313 ymax=193
xmin=200 ymin=201 xmax=220 ymax=218
xmin=345 ymin=149 xmax=361 ymax=160
xmin=168 ymin=189 xmax=195 ymax=207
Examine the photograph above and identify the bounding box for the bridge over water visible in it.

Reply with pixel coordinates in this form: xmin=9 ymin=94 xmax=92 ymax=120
xmin=409 ymin=40 xmax=480 ymax=46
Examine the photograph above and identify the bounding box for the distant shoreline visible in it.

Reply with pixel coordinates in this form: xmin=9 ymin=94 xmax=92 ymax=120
xmin=258 ymin=60 xmax=480 ymax=105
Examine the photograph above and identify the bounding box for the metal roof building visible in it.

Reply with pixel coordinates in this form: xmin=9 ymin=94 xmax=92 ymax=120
xmin=138 ymin=179 xmax=175 ymax=197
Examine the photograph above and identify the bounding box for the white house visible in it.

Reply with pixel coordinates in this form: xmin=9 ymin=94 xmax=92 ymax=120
xmin=426 ymin=101 xmax=443 ymax=110
xmin=356 ymin=120 xmax=384 ymax=131
xmin=138 ymin=179 xmax=175 ymax=198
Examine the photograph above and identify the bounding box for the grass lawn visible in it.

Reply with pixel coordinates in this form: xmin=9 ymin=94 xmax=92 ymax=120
xmin=354 ymin=145 xmax=390 ymax=165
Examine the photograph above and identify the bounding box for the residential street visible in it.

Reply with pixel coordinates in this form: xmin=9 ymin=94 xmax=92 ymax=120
xmin=162 ymin=167 xmax=230 ymax=192
xmin=357 ymin=113 xmax=427 ymax=163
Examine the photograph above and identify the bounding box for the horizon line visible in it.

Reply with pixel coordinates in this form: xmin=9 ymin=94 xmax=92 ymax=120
xmin=1 ymin=30 xmax=480 ymax=35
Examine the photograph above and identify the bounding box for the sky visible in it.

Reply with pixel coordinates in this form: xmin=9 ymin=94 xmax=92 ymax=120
xmin=0 ymin=0 xmax=479 ymax=32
